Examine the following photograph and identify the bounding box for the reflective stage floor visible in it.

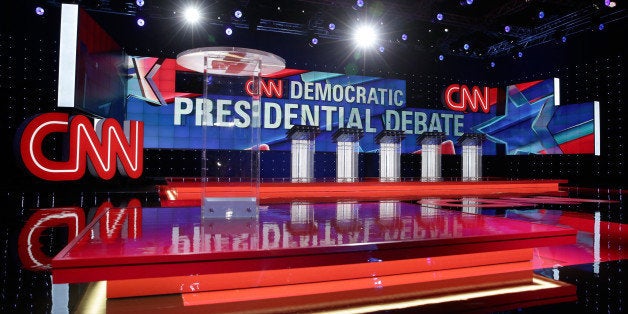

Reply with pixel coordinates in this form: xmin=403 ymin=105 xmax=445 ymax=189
xmin=1 ymin=180 xmax=625 ymax=313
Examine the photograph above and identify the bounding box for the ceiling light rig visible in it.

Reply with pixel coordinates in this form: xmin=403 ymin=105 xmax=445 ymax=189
xmin=182 ymin=6 xmax=201 ymax=24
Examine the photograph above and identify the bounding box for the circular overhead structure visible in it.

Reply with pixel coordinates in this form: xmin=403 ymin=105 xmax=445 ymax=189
xmin=176 ymin=47 xmax=286 ymax=76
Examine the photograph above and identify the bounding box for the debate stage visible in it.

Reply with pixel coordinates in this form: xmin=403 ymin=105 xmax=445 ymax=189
xmin=158 ymin=178 xmax=569 ymax=205
xmin=51 ymin=179 xmax=579 ymax=312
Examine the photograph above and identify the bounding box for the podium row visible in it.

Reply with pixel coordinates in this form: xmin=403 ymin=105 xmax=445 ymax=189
xmin=287 ymin=126 xmax=486 ymax=183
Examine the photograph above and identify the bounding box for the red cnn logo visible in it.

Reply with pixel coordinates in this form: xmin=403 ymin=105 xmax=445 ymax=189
xmin=245 ymin=79 xmax=283 ymax=98
xmin=17 ymin=113 xmax=144 ymax=181
xmin=443 ymin=84 xmax=496 ymax=113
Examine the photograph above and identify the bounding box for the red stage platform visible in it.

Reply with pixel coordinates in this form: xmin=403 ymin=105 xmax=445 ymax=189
xmin=51 ymin=196 xmax=578 ymax=311
xmin=158 ymin=178 xmax=568 ymax=205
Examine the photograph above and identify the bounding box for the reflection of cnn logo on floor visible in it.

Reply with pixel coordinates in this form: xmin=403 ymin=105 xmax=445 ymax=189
xmin=18 ymin=199 xmax=142 ymax=270
xmin=16 ymin=112 xmax=144 ymax=181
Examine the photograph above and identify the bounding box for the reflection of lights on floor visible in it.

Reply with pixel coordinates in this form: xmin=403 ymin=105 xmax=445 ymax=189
xmin=73 ymin=281 xmax=106 ymax=313
xmin=324 ymin=276 xmax=563 ymax=314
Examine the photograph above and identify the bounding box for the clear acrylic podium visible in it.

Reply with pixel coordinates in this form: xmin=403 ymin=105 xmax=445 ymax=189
xmin=176 ymin=47 xmax=285 ymax=217
xmin=332 ymin=128 xmax=365 ymax=183
xmin=417 ymin=132 xmax=446 ymax=182
xmin=458 ymin=133 xmax=485 ymax=181
xmin=375 ymin=130 xmax=406 ymax=182
xmin=287 ymin=125 xmax=321 ymax=183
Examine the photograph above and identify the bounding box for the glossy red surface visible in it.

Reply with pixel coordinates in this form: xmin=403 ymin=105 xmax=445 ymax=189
xmin=158 ymin=179 xmax=568 ymax=205
xmin=51 ymin=201 xmax=577 ymax=284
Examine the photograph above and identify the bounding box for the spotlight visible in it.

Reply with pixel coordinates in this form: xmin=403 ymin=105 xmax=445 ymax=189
xmin=604 ymin=0 xmax=616 ymax=7
xmin=504 ymin=25 xmax=511 ymax=33
xmin=353 ymin=24 xmax=378 ymax=48
xmin=136 ymin=0 xmax=144 ymax=7
xmin=538 ymin=11 xmax=545 ymax=19
xmin=463 ymin=43 xmax=470 ymax=50
xmin=311 ymin=37 xmax=318 ymax=45
xmin=467 ymin=0 xmax=474 ymax=4
xmin=225 ymin=27 xmax=233 ymax=36
xmin=353 ymin=0 xmax=364 ymax=10
xmin=137 ymin=18 xmax=145 ymax=27
xmin=183 ymin=6 xmax=201 ymax=24
xmin=438 ymin=54 xmax=444 ymax=61
xmin=378 ymin=46 xmax=385 ymax=53
xmin=35 ymin=6 xmax=45 ymax=16
xmin=329 ymin=23 xmax=336 ymax=31
xmin=234 ymin=10 xmax=242 ymax=18
xmin=598 ymin=23 xmax=605 ymax=31
xmin=561 ymin=35 xmax=567 ymax=43
xmin=490 ymin=61 xmax=496 ymax=68
xmin=517 ymin=51 xmax=523 ymax=58
xmin=436 ymin=13 xmax=444 ymax=21
xmin=401 ymin=33 xmax=408 ymax=41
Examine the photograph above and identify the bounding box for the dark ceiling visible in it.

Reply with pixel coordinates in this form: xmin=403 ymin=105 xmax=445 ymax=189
xmin=44 ymin=0 xmax=626 ymax=60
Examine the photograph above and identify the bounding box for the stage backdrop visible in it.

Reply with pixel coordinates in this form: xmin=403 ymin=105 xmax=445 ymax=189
xmin=124 ymin=56 xmax=599 ymax=156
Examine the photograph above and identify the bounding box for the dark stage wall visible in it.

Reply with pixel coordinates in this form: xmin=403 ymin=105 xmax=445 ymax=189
xmin=1 ymin=2 xmax=625 ymax=190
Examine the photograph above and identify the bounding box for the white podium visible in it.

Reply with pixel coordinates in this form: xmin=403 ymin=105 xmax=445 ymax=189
xmin=375 ymin=130 xmax=406 ymax=182
xmin=458 ymin=133 xmax=485 ymax=181
xmin=332 ymin=128 xmax=365 ymax=183
xmin=287 ymin=125 xmax=320 ymax=183
xmin=417 ymin=132 xmax=446 ymax=182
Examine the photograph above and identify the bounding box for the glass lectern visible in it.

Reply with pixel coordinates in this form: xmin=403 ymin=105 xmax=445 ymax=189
xmin=176 ymin=47 xmax=285 ymax=217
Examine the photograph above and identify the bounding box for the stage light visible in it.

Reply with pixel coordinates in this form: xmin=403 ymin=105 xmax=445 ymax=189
xmin=136 ymin=0 xmax=144 ymax=7
xmin=329 ymin=23 xmax=336 ymax=31
xmin=504 ymin=25 xmax=511 ymax=33
xmin=538 ymin=11 xmax=545 ymax=19
xmin=401 ymin=33 xmax=408 ymax=41
xmin=311 ymin=37 xmax=318 ymax=45
xmin=136 ymin=18 xmax=145 ymax=27
xmin=598 ymin=23 xmax=605 ymax=31
xmin=234 ymin=10 xmax=242 ymax=18
xmin=356 ymin=0 xmax=364 ymax=8
xmin=490 ymin=61 xmax=495 ymax=68
xmin=518 ymin=51 xmax=523 ymax=58
xmin=183 ymin=6 xmax=201 ymax=24
xmin=467 ymin=0 xmax=474 ymax=4
xmin=436 ymin=13 xmax=444 ymax=21
xmin=438 ymin=54 xmax=444 ymax=61
xmin=604 ymin=0 xmax=616 ymax=7
xmin=225 ymin=27 xmax=233 ymax=36
xmin=561 ymin=36 xmax=567 ymax=43
xmin=35 ymin=6 xmax=45 ymax=16
xmin=378 ymin=46 xmax=385 ymax=53
xmin=353 ymin=25 xmax=378 ymax=48
xmin=463 ymin=43 xmax=470 ymax=50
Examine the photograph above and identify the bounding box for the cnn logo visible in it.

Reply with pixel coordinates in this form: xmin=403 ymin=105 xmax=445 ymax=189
xmin=16 ymin=113 xmax=144 ymax=181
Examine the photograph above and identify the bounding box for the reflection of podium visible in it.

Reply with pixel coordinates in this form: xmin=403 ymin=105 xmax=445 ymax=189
xmin=332 ymin=128 xmax=365 ymax=183
xmin=417 ymin=132 xmax=446 ymax=182
xmin=458 ymin=133 xmax=485 ymax=181
xmin=334 ymin=202 xmax=362 ymax=233
xmin=288 ymin=202 xmax=317 ymax=235
xmin=287 ymin=125 xmax=320 ymax=183
xmin=375 ymin=130 xmax=406 ymax=182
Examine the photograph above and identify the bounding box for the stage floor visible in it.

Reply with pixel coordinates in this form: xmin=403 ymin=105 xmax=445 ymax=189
xmin=9 ymin=180 xmax=624 ymax=313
